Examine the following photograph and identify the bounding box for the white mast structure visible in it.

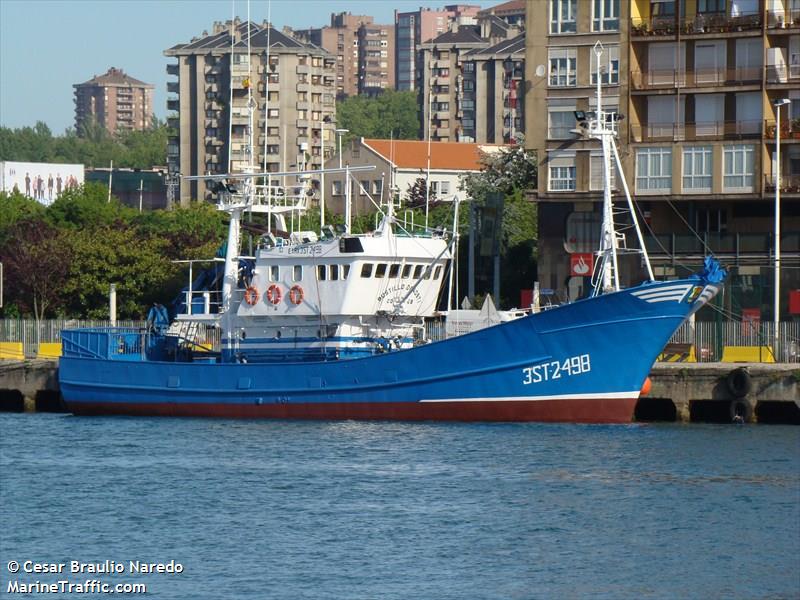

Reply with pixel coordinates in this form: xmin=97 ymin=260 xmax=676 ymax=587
xmin=588 ymin=42 xmax=654 ymax=296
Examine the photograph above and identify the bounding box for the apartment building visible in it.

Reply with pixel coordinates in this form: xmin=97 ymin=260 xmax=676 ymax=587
xmin=395 ymin=5 xmax=482 ymax=91
xmin=525 ymin=0 xmax=800 ymax=319
xmin=419 ymin=14 xmax=523 ymax=143
xmin=462 ymin=33 xmax=526 ymax=143
xmin=294 ymin=13 xmax=394 ymax=97
xmin=73 ymin=68 xmax=154 ymax=135
xmin=164 ymin=20 xmax=336 ymax=204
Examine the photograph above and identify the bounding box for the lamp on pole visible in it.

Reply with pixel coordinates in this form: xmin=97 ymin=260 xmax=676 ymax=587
xmin=773 ymin=98 xmax=791 ymax=354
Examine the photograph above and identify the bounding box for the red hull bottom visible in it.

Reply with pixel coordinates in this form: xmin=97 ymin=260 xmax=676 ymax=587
xmin=67 ymin=398 xmax=638 ymax=424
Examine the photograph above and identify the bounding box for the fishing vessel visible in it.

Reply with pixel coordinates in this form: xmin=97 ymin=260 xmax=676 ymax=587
xmin=58 ymin=43 xmax=725 ymax=422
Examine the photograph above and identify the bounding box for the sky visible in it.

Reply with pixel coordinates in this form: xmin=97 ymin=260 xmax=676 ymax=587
xmin=0 ymin=0 xmax=484 ymax=133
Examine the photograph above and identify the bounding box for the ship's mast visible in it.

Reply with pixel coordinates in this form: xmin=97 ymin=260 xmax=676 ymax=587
xmin=588 ymin=42 xmax=653 ymax=296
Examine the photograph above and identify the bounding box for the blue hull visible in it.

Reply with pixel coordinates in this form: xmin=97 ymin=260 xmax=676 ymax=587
xmin=59 ymin=278 xmax=719 ymax=423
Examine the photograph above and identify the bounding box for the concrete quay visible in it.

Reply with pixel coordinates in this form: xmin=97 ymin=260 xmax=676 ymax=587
xmin=0 ymin=359 xmax=798 ymax=423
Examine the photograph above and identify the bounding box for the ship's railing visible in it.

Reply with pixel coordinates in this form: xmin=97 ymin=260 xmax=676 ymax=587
xmin=61 ymin=327 xmax=149 ymax=361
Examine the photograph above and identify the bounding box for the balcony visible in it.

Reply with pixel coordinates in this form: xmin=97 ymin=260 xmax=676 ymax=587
xmin=231 ymin=61 xmax=250 ymax=75
xmin=645 ymin=232 xmax=800 ymax=257
xmin=167 ymin=117 xmax=179 ymax=130
xmin=296 ymin=64 xmax=309 ymax=75
xmin=631 ymin=67 xmax=762 ymax=90
xmin=167 ymin=81 xmax=180 ymax=94
xmin=765 ymin=174 xmax=800 ymax=193
xmin=767 ymin=8 xmax=800 ymax=29
xmin=631 ymin=12 xmax=762 ymax=37
xmin=166 ymin=64 xmax=178 ymax=76
xmin=764 ymin=119 xmax=800 ymax=140
xmin=630 ymin=120 xmax=763 ymax=142
xmin=167 ymin=99 xmax=179 ymax=111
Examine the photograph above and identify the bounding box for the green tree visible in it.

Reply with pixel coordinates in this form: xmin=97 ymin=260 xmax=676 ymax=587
xmin=336 ymin=90 xmax=420 ymax=141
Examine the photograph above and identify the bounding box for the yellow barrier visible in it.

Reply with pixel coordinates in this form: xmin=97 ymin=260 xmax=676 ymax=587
xmin=658 ymin=343 xmax=697 ymax=362
xmin=0 ymin=342 xmax=25 ymax=360
xmin=721 ymin=346 xmax=775 ymax=363
xmin=36 ymin=342 xmax=62 ymax=359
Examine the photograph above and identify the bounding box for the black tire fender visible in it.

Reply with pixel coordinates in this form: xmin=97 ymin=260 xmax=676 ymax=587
xmin=726 ymin=367 xmax=752 ymax=398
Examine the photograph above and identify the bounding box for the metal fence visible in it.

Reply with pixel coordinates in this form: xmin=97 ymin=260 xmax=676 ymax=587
xmin=664 ymin=320 xmax=799 ymax=363
xmin=0 ymin=319 xmax=145 ymax=358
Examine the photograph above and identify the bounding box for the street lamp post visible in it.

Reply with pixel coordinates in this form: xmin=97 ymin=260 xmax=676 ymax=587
xmin=773 ymin=98 xmax=791 ymax=355
xmin=335 ymin=128 xmax=349 ymax=169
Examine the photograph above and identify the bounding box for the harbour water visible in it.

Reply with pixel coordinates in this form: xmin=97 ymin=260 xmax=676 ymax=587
xmin=1 ymin=414 xmax=798 ymax=599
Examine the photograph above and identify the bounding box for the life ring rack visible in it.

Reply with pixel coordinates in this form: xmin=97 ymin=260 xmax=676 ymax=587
xmin=243 ymin=286 xmax=259 ymax=306
xmin=266 ymin=284 xmax=282 ymax=305
xmin=289 ymin=285 xmax=304 ymax=305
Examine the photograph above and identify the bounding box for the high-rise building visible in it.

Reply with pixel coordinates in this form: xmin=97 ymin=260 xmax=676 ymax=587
xmin=525 ymin=0 xmax=800 ymax=316
xmin=419 ymin=14 xmax=522 ymax=142
xmin=73 ymin=68 xmax=154 ymax=135
xmin=395 ymin=5 xmax=482 ymax=92
xmin=294 ymin=12 xmax=394 ymax=97
xmin=164 ymin=20 xmax=336 ymax=204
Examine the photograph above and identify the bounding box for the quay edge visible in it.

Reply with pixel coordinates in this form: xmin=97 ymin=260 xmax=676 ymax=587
xmin=0 ymin=359 xmax=798 ymax=423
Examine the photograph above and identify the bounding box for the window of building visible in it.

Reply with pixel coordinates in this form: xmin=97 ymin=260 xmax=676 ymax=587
xmin=695 ymin=207 xmax=727 ymax=233
xmin=546 ymin=151 xmax=576 ymax=191
xmin=332 ymin=180 xmax=343 ymax=196
xmin=372 ymin=180 xmax=383 ymax=196
xmin=735 ymin=92 xmax=762 ymax=135
xmin=266 ymin=144 xmax=279 ymax=155
xmin=549 ymin=49 xmax=577 ymax=87
xmin=591 ymin=45 xmax=619 ymax=84
xmin=636 ymin=147 xmax=672 ymax=192
xmin=268 ymin=91 xmax=279 ymax=102
xmin=268 ymin=73 xmax=279 ymax=84
xmin=698 ymin=0 xmax=724 ymax=13
xmin=695 ymin=93 xmax=724 ymax=137
xmin=463 ymin=62 xmax=475 ymax=73
xmin=550 ymin=0 xmax=577 ymax=33
xmin=723 ymin=144 xmax=755 ymax=191
xmin=293 ymin=265 xmax=303 ymax=281
xmin=592 ymin=0 xmax=619 ymax=31
xmin=267 ymin=108 xmax=279 ymax=119
xmin=462 ymin=80 xmax=474 ymax=91
xmin=682 ymin=146 xmax=713 ymax=192
xmin=648 ymin=42 xmax=686 ymax=86
xmin=589 ymin=153 xmax=619 ymax=191
xmin=438 ymin=50 xmax=450 ymax=60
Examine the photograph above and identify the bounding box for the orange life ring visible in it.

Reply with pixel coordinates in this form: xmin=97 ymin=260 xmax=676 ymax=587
xmin=289 ymin=285 xmax=304 ymax=305
xmin=266 ymin=284 xmax=282 ymax=305
xmin=244 ymin=286 xmax=259 ymax=305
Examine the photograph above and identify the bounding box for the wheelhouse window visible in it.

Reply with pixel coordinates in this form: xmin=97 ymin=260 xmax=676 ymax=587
xmin=361 ymin=263 xmax=373 ymax=277
xmin=375 ymin=263 xmax=387 ymax=278
xmin=269 ymin=265 xmax=279 ymax=281
xmin=293 ymin=265 xmax=303 ymax=281
xmin=330 ymin=264 xmax=339 ymax=280
xmin=402 ymin=264 xmax=412 ymax=278
xmin=317 ymin=265 xmax=327 ymax=280
xmin=433 ymin=266 xmax=443 ymax=279
xmin=413 ymin=265 xmax=423 ymax=278
xmin=389 ymin=264 xmax=400 ymax=278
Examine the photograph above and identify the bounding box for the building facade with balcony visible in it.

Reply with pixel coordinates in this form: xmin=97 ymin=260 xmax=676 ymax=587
xmin=526 ymin=0 xmax=800 ymax=322
xmin=164 ymin=19 xmax=336 ymax=204
xmin=73 ymin=68 xmax=154 ymax=135
xmin=395 ymin=5 xmax=482 ymax=92
xmin=294 ymin=13 xmax=394 ymax=98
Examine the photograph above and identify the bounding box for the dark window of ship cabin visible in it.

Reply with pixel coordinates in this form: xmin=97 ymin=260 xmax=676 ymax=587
xmin=375 ymin=263 xmax=387 ymax=277
xmin=423 ymin=266 xmax=432 ymax=280
xmin=361 ymin=263 xmax=373 ymax=277
xmin=342 ymin=265 xmax=350 ymax=279
xmin=402 ymin=264 xmax=412 ymax=278
xmin=293 ymin=265 xmax=303 ymax=281
xmin=330 ymin=264 xmax=339 ymax=280
xmin=434 ymin=265 xmax=443 ymax=279
xmin=413 ymin=265 xmax=423 ymax=278
xmin=269 ymin=265 xmax=279 ymax=281
xmin=389 ymin=264 xmax=400 ymax=278
xmin=318 ymin=265 xmax=327 ymax=280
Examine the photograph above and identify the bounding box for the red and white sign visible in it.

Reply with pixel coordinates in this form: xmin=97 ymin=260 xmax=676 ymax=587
xmin=570 ymin=253 xmax=594 ymax=277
